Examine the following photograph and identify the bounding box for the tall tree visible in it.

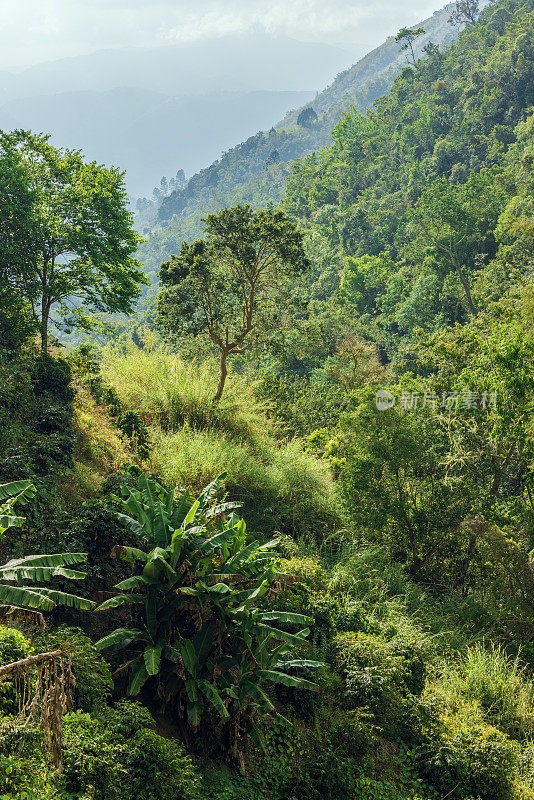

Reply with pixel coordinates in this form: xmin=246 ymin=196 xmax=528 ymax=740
xmin=0 ymin=130 xmax=146 ymax=352
xmin=407 ymin=171 xmax=505 ymax=316
xmin=448 ymin=0 xmax=480 ymax=26
xmin=157 ymin=205 xmax=309 ymax=402
xmin=395 ymin=27 xmax=426 ymax=67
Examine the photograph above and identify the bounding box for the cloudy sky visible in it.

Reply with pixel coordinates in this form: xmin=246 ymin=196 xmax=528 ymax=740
xmin=0 ymin=0 xmax=443 ymax=70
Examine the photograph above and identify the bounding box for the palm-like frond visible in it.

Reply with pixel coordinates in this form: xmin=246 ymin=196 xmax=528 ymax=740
xmin=0 ymin=480 xmax=36 ymax=503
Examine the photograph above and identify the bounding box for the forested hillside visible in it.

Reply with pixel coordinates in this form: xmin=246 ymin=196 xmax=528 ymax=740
xmin=3 ymin=0 xmax=534 ymax=798
xmin=137 ymin=2 xmax=466 ymax=279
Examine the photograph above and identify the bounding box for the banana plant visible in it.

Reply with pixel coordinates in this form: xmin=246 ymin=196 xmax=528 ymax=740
xmin=0 ymin=481 xmax=94 ymax=613
xmin=95 ymin=475 xmax=323 ymax=741
xmin=0 ymin=480 xmax=37 ymax=537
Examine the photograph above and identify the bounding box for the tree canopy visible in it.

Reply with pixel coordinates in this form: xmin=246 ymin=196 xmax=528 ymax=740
xmin=157 ymin=205 xmax=309 ymax=401
xmin=0 ymin=130 xmax=147 ymax=351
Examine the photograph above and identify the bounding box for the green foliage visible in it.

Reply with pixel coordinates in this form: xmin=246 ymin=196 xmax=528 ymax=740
xmin=0 ymin=626 xmax=31 ymax=715
xmin=100 ymin=345 xmax=342 ymax=538
xmin=60 ymin=706 xmax=200 ymax=800
xmin=157 ymin=205 xmax=309 ymax=401
xmin=32 ymin=626 xmax=113 ymax=712
xmin=95 ymin=475 xmax=322 ymax=755
xmin=0 ymin=129 xmax=146 ymax=351
xmin=424 ymin=717 xmax=519 ymax=800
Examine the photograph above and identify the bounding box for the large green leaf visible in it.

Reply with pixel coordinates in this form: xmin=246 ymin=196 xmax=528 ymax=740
xmin=258 ymin=670 xmax=320 ymax=692
xmin=257 ymin=624 xmax=311 ymax=646
xmin=1 ymin=552 xmax=87 ymax=570
xmin=180 ymin=639 xmax=198 ymax=676
xmin=128 ymin=656 xmax=150 ymax=696
xmin=111 ymin=545 xmax=149 ymax=563
xmin=198 ymin=679 xmax=229 ymax=717
xmin=259 ymin=611 xmax=314 ymax=625
xmin=17 ymin=587 xmax=95 ymax=610
xmin=115 ymin=513 xmax=147 ymax=541
xmin=192 ymin=623 xmax=215 ymax=667
xmin=94 ymin=594 xmax=143 ymax=612
xmin=241 ymin=679 xmax=274 ymax=712
xmin=0 ymin=480 xmax=36 ymax=503
xmin=144 ymin=643 xmax=164 ymax=676
xmin=0 ymin=566 xmax=86 ymax=582
xmin=95 ymin=627 xmax=146 ymax=652
xmin=0 ymin=513 xmax=26 ymax=535
xmin=0 ymin=584 xmax=55 ymax=610
xmin=186 ymin=700 xmax=201 ymax=728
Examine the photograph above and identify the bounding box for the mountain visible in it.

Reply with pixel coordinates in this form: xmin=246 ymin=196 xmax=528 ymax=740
xmin=155 ymin=2 xmax=467 ymax=230
xmin=0 ymin=34 xmax=354 ymax=102
xmin=1 ymin=87 xmax=313 ymax=197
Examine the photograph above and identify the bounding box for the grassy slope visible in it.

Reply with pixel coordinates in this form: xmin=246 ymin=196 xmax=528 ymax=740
xmin=100 ymin=344 xmax=343 ymax=539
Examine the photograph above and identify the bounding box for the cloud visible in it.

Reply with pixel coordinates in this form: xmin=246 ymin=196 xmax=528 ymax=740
xmin=0 ymin=0 xmax=442 ymax=69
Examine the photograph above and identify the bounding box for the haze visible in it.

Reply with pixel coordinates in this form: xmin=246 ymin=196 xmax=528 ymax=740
xmin=1 ymin=0 xmax=442 ymax=72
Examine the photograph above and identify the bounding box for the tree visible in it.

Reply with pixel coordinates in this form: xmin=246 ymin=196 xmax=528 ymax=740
xmin=297 ymin=107 xmax=318 ymax=128
xmin=407 ymin=171 xmax=505 ymax=316
xmin=395 ymin=27 xmax=426 ymax=67
xmin=157 ymin=205 xmax=309 ymax=402
xmin=0 ymin=130 xmax=147 ymax=352
xmin=95 ymin=475 xmax=321 ymax=765
xmin=448 ymin=0 xmax=480 ymax=26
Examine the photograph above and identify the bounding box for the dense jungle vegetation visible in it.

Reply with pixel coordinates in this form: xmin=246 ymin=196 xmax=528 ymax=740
xmin=1 ymin=0 xmax=534 ymax=798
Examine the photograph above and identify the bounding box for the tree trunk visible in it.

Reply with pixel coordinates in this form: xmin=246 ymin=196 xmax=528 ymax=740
xmin=452 ymin=258 xmax=476 ymax=315
xmin=41 ymin=296 xmax=50 ymax=353
xmin=213 ymin=349 xmax=228 ymax=403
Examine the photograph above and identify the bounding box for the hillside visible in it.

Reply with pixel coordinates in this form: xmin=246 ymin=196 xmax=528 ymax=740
xmin=154 ymin=3 xmax=464 ymax=224
xmin=138 ymin=2 xmax=473 ymax=277
xmin=1 ymin=87 xmax=313 ymax=197
xmin=4 ymin=0 xmax=534 ymax=798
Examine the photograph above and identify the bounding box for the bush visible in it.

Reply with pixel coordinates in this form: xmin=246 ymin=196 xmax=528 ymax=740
xmin=62 ymin=503 xmax=133 ymax=593
xmin=31 ymin=356 xmax=74 ymax=403
xmin=123 ymin=728 xmax=200 ymax=800
xmin=0 ymin=627 xmax=31 ymax=716
xmin=117 ymin=411 xmax=150 ymax=459
xmin=60 ymin=707 xmax=200 ymax=800
xmin=424 ymin=718 xmax=519 ymax=800
xmin=34 ymin=404 xmax=73 ymax=434
xmin=31 ymin=626 xmax=113 ymax=712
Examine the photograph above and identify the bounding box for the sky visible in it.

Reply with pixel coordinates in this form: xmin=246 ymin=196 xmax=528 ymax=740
xmin=0 ymin=0 xmax=443 ymax=71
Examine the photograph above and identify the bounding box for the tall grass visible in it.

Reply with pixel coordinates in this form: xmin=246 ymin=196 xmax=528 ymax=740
xmin=439 ymin=643 xmax=534 ymax=739
xmin=101 ymin=344 xmax=270 ymax=443
xmin=101 ymin=344 xmax=343 ymax=539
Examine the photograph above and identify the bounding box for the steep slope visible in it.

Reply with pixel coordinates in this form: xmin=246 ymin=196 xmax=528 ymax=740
xmin=1 ymin=87 xmax=313 ymax=197
xmin=155 ymin=2 xmax=464 ymax=228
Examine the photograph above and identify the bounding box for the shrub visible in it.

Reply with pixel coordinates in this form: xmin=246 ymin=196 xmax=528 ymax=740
xmin=424 ymin=718 xmax=519 ymax=800
xmin=123 ymin=728 xmax=201 ymax=800
xmin=0 ymin=627 xmax=31 ymax=716
xmin=34 ymin=404 xmax=73 ymax=434
xmin=31 ymin=626 xmax=113 ymax=712
xmin=117 ymin=411 xmax=150 ymax=459
xmin=31 ymin=356 xmax=74 ymax=403
xmin=60 ymin=708 xmax=200 ymax=800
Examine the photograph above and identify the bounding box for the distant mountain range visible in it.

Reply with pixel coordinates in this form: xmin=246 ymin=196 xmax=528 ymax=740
xmin=0 ymin=87 xmax=314 ymax=197
xmin=155 ymin=2 xmax=464 ymax=228
xmin=0 ymin=33 xmax=359 ymax=196
xmin=0 ymin=34 xmax=355 ymax=100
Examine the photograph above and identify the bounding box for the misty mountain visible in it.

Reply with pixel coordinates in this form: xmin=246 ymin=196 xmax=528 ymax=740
xmin=156 ymin=2 xmax=463 ymax=226
xmin=1 ymin=87 xmax=314 ymax=196
xmin=0 ymin=34 xmax=354 ymax=102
